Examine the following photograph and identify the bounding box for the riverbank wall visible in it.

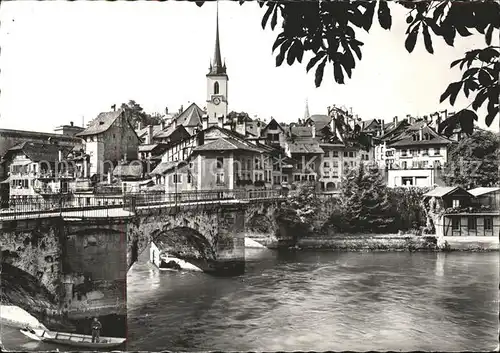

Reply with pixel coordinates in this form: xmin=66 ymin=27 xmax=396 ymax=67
xmin=295 ymin=234 xmax=499 ymax=251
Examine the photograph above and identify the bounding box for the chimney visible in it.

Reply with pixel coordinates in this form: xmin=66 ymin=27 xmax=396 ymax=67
xmin=380 ymin=119 xmax=385 ymax=135
xmin=70 ymin=121 xmax=74 ymax=127
xmin=165 ymin=107 xmax=169 ymax=115
xmin=173 ymin=118 xmax=177 ymax=129
xmin=161 ymin=120 xmax=165 ymax=130
xmin=419 ymin=125 xmax=424 ymax=140
xmin=107 ymin=170 xmax=112 ymax=184
xmin=236 ymin=116 xmax=246 ymax=136
xmin=256 ymin=121 xmax=262 ymax=137
xmin=330 ymin=118 xmax=336 ymax=137
xmin=179 ymin=105 xmax=184 ymax=113
xmin=202 ymin=115 xmax=208 ymax=130
xmin=146 ymin=125 xmax=153 ymax=144
xmin=393 ymin=116 xmax=398 ymax=126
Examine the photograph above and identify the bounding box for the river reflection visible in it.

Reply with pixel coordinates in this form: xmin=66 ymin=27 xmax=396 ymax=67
xmin=127 ymin=248 xmax=498 ymax=352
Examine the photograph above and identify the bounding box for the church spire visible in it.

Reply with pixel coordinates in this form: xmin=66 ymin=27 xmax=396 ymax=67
xmin=304 ymin=99 xmax=310 ymax=120
xmin=208 ymin=0 xmax=226 ymax=76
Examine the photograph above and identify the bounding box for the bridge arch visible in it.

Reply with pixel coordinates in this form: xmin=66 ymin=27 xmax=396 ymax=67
xmin=149 ymin=226 xmax=216 ymax=270
xmin=0 ymin=263 xmax=71 ymax=330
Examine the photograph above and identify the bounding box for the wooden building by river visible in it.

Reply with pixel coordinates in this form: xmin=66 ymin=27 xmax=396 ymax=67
xmin=424 ymin=186 xmax=500 ymax=237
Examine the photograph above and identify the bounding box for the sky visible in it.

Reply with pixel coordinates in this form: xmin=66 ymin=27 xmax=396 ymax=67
xmin=0 ymin=0 xmax=498 ymax=133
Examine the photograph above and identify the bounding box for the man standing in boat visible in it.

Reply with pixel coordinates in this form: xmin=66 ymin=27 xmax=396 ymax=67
xmin=91 ymin=317 xmax=102 ymax=343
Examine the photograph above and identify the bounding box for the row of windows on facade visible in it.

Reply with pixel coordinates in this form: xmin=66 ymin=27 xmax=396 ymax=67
xmin=170 ymin=170 xmax=274 ymax=185
xmin=399 ymin=147 xmax=442 ymax=157
xmin=451 ymin=216 xmax=494 ymax=231
xmin=85 ymin=135 xmax=133 ymax=142
xmin=323 ymin=151 xmax=369 ymax=159
xmin=394 ymin=160 xmax=442 ymax=169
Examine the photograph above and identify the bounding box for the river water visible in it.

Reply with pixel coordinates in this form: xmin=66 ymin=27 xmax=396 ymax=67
xmin=127 ymin=248 xmax=499 ymax=352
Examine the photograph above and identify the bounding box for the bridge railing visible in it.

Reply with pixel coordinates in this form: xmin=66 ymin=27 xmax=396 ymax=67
xmin=0 ymin=189 xmax=286 ymax=219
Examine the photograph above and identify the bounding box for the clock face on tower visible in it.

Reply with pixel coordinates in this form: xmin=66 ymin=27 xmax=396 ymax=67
xmin=212 ymin=96 xmax=221 ymax=105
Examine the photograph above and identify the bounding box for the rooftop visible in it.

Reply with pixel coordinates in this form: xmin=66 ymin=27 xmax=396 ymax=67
xmin=76 ymin=109 xmax=125 ymax=137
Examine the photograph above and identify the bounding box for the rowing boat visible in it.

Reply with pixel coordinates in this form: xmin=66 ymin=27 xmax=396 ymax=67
xmin=20 ymin=328 xmax=126 ymax=349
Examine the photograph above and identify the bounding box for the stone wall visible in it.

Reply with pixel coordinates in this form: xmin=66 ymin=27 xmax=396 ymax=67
xmin=0 ymin=217 xmax=127 ymax=328
xmin=0 ymin=217 xmax=64 ymax=298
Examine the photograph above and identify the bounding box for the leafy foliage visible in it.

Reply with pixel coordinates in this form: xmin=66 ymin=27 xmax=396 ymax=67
xmin=388 ymin=187 xmax=431 ymax=233
xmin=195 ymin=0 xmax=499 ymax=133
xmin=276 ymin=183 xmax=323 ymax=239
xmin=442 ymin=129 xmax=500 ymax=189
xmin=329 ymin=163 xmax=394 ymax=233
xmin=120 ymin=100 xmax=164 ymax=129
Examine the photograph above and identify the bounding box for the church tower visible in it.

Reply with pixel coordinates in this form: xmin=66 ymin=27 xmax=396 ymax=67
xmin=206 ymin=1 xmax=228 ymax=127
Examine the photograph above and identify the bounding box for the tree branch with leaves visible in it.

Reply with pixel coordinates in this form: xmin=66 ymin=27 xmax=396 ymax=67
xmin=195 ymin=0 xmax=499 ymax=133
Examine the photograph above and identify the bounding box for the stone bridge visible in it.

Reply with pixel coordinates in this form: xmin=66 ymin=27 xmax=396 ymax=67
xmin=0 ymin=190 xmax=286 ymax=329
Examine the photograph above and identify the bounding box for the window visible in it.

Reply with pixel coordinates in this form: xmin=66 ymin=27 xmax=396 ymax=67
xmin=216 ymin=172 xmax=224 ymax=185
xmin=348 ymin=151 xmax=354 ymax=158
xmin=411 ymin=149 xmax=418 ymax=156
xmin=344 ymin=152 xmax=348 ymax=157
xmin=324 ymin=162 xmax=330 ymax=168
xmin=301 ymin=175 xmax=307 ymax=181
xmin=401 ymin=149 xmax=407 ymax=157
xmin=294 ymin=175 xmax=301 ymax=182
xmin=282 ymin=176 xmax=288 ymax=182
xmin=332 ymin=151 xmax=338 ymax=157
xmin=423 ymin=148 xmax=429 ymax=156
xmin=173 ymin=174 xmax=182 ymax=184
xmin=216 ymin=157 xmax=224 ymax=169
xmin=297 ymin=163 xmax=303 ymax=171
xmin=434 ymin=147 xmax=441 ymax=156
xmin=452 ymin=199 xmax=460 ymax=208
xmin=467 ymin=216 xmax=476 ymax=230
xmin=187 ymin=173 xmax=192 ymax=183
xmin=484 ymin=217 xmax=493 ymax=230
xmin=402 ymin=161 xmax=407 ymax=169
xmin=401 ymin=176 xmax=413 ymax=185
xmin=214 ymin=81 xmax=219 ymax=94
xmin=333 ymin=161 xmax=339 ymax=168
xmin=308 ymin=175 xmax=315 ymax=181
xmin=452 ymin=217 xmax=460 ymax=230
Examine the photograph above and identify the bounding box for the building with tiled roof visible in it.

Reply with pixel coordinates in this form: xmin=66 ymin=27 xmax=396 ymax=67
xmin=383 ymin=122 xmax=454 ymax=188
xmin=76 ymin=108 xmax=140 ymax=176
xmin=0 ymin=141 xmax=81 ymax=202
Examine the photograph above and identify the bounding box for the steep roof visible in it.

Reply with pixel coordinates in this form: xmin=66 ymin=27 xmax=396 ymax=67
xmin=290 ymin=126 xmax=313 ymax=138
xmin=76 ymin=109 xmax=124 ymax=137
xmin=113 ymin=164 xmax=143 ymax=179
xmin=136 ymin=124 xmax=164 ymax=139
xmin=207 ymin=2 xmax=227 ymax=77
xmin=150 ymin=160 xmax=187 ymax=176
xmin=423 ymin=186 xmax=472 ymax=198
xmin=193 ymin=137 xmax=260 ymax=153
xmin=468 ymin=187 xmax=500 ymax=197
xmin=389 ymin=125 xmax=453 ymax=147
xmin=154 ymin=125 xmax=190 ymax=140
xmin=5 ymin=142 xmax=72 ymax=162
xmin=306 ymin=115 xmax=331 ymax=130
xmin=173 ymin=103 xmax=204 ymax=127
xmin=288 ymin=141 xmax=324 ymax=154
xmin=262 ymin=118 xmax=284 ymax=133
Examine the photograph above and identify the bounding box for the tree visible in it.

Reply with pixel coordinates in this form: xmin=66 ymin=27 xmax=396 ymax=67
xmin=195 ymin=0 xmax=499 ymax=134
xmin=120 ymin=100 xmax=163 ymax=129
xmin=442 ymin=129 xmax=500 ymax=189
xmin=332 ymin=162 xmax=393 ymax=233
